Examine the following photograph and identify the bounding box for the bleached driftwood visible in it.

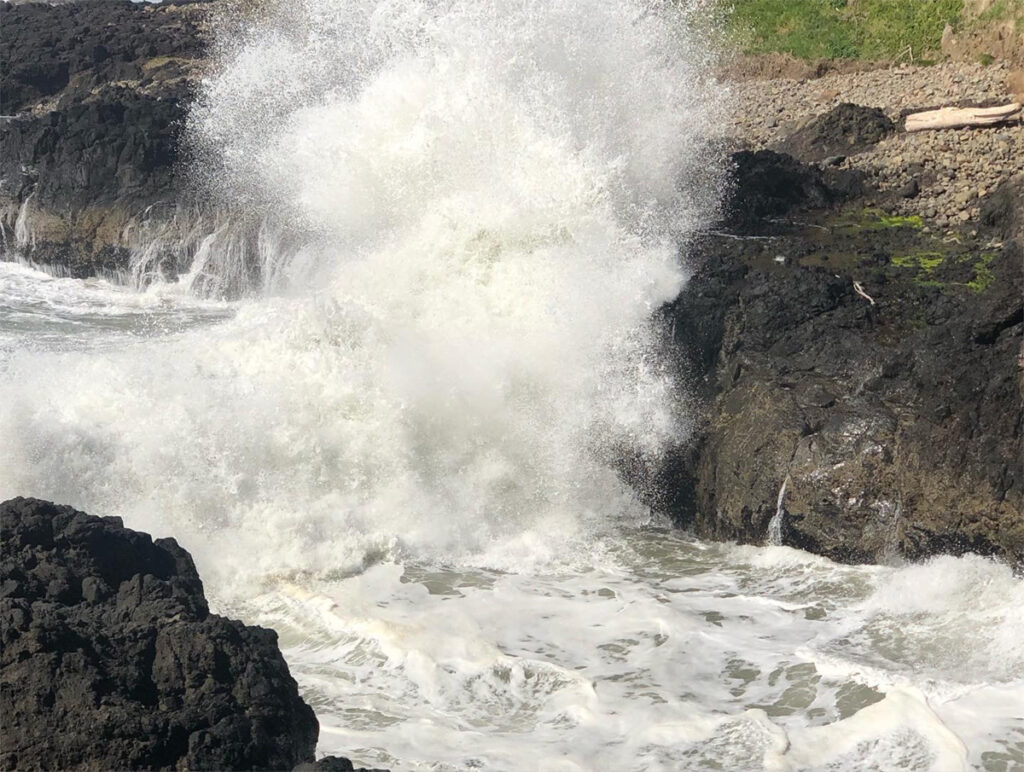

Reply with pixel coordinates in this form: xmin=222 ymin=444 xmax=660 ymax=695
xmin=853 ymin=281 xmax=875 ymax=305
xmin=905 ymin=102 xmax=1022 ymax=132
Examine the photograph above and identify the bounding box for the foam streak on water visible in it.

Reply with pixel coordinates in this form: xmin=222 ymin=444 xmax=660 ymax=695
xmin=246 ymin=534 xmax=1024 ymax=771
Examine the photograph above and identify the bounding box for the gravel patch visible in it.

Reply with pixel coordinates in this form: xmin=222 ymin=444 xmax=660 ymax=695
xmin=723 ymin=62 xmax=1024 ymax=232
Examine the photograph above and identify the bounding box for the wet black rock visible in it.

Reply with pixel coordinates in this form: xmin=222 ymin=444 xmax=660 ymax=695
xmin=0 ymin=497 xmax=320 ymax=771
xmin=0 ymin=0 xmax=207 ymax=115
xmin=0 ymin=1 xmax=209 ymax=275
xmin=656 ymin=158 xmax=1024 ymax=566
xmin=774 ymin=103 xmax=896 ymax=163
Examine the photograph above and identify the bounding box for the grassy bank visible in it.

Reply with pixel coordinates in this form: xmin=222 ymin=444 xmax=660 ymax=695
xmin=724 ymin=0 xmax=1022 ymax=63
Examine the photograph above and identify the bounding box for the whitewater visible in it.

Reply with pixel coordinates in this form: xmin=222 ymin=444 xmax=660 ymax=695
xmin=1 ymin=0 xmax=1022 ymax=769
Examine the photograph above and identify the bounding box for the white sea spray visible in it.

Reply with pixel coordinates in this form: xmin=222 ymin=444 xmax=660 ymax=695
xmin=0 ymin=0 xmax=724 ymax=582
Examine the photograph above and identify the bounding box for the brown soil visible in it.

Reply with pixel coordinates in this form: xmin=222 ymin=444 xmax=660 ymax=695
xmin=718 ymin=53 xmax=892 ymax=82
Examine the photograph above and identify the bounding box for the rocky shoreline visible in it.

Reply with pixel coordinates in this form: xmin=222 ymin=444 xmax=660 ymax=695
xmin=649 ymin=59 xmax=1023 ymax=565
xmin=1 ymin=0 xmax=1020 ymax=566
xmin=656 ymin=145 xmax=1023 ymax=566
xmin=1 ymin=2 xmax=1022 ymax=767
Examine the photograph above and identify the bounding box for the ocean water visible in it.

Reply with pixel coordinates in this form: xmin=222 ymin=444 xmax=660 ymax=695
xmin=1 ymin=0 xmax=1022 ymax=769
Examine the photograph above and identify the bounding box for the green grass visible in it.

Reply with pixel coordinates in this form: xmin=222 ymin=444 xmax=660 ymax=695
xmin=726 ymin=0 xmax=965 ymax=61
xmin=975 ymin=0 xmax=1024 ymax=26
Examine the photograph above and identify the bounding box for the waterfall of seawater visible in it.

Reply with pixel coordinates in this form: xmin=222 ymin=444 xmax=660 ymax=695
xmin=1 ymin=1 xmax=1022 ymax=770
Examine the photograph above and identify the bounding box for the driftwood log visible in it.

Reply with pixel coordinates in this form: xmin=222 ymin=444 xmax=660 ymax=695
xmin=905 ymin=102 xmax=1022 ymax=132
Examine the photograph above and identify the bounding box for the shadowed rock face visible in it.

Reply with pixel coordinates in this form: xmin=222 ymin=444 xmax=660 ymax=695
xmin=0 ymin=497 xmax=319 ymax=771
xmin=722 ymin=149 xmax=865 ymax=227
xmin=0 ymin=1 xmax=209 ymax=276
xmin=655 ymin=165 xmax=1023 ymax=566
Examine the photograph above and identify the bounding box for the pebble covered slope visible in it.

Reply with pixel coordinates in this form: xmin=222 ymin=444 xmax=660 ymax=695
xmin=726 ymin=62 xmax=1024 ymax=232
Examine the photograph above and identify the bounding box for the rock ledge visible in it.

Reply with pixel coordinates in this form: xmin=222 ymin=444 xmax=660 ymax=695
xmin=0 ymin=496 xmax=319 ymax=771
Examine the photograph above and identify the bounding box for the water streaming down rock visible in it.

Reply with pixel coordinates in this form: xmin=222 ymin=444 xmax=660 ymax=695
xmin=767 ymin=474 xmax=790 ymax=547
xmin=3 ymin=198 xmax=297 ymax=298
xmin=0 ymin=0 xmax=725 ymax=587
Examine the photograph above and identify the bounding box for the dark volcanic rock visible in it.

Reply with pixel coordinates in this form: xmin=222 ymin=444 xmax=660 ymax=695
xmin=1 ymin=89 xmax=191 ymax=274
xmin=0 ymin=497 xmax=319 ymax=771
xmin=0 ymin=1 xmax=209 ymax=276
xmin=980 ymin=173 xmax=1024 ymax=244
xmin=723 ymin=149 xmax=864 ymax=229
xmin=774 ymin=103 xmax=896 ymax=163
xmin=657 ymin=163 xmax=1024 ymax=566
xmin=0 ymin=0 xmax=206 ymax=115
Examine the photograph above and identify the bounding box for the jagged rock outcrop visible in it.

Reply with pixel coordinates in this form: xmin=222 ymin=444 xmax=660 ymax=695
xmin=773 ymin=102 xmax=896 ymax=163
xmin=0 ymin=497 xmax=321 ymax=771
xmin=657 ymin=162 xmax=1023 ymax=565
xmin=0 ymin=0 xmax=209 ymax=276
